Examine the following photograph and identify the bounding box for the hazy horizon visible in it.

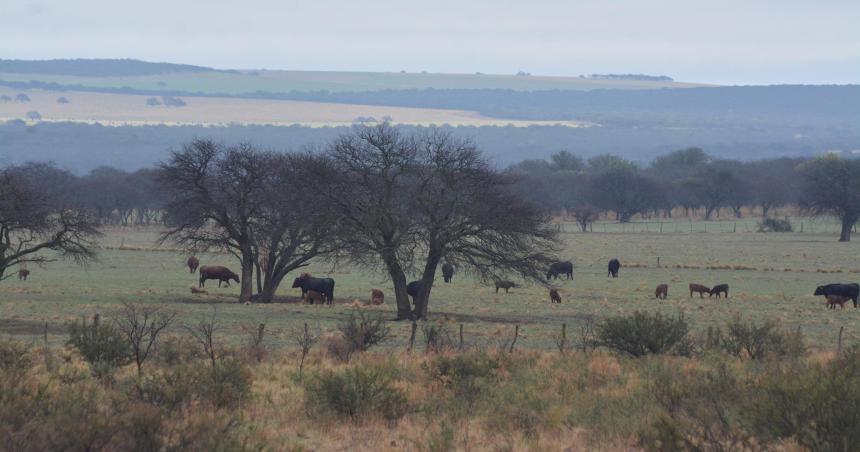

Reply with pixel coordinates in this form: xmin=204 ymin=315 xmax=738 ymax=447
xmin=2 ymin=0 xmax=858 ymax=85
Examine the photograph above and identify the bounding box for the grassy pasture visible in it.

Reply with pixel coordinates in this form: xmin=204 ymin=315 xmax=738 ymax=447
xmin=0 ymin=69 xmax=709 ymax=96
xmin=0 ymin=88 xmax=588 ymax=127
xmin=1 ymin=218 xmax=859 ymax=352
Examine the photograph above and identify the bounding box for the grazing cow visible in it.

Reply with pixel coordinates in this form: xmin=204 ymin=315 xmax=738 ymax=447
xmin=304 ymin=289 xmax=326 ymax=305
xmin=495 ymin=280 xmax=516 ymax=293
xmin=814 ymin=283 xmax=860 ymax=308
xmin=710 ymin=284 xmax=729 ymax=298
xmin=442 ymin=263 xmax=455 ymax=283
xmin=689 ymin=283 xmax=710 ymax=298
xmin=549 ymin=288 xmax=562 ymax=303
xmin=370 ymin=289 xmax=385 ymax=305
xmin=547 ymin=261 xmax=573 ymax=280
xmin=18 ymin=270 xmax=29 ymax=281
xmin=187 ymin=256 xmax=200 ymax=274
xmin=826 ymin=294 xmax=850 ymax=310
xmin=655 ymin=284 xmax=668 ymax=300
xmin=198 ymin=266 xmax=240 ymax=288
xmin=607 ymin=259 xmax=621 ymax=278
xmin=292 ymin=273 xmax=335 ymax=305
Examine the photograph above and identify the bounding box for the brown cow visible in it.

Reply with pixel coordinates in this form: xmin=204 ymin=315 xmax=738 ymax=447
xmin=18 ymin=270 xmax=29 ymax=281
xmin=549 ymin=288 xmax=562 ymax=303
xmin=198 ymin=266 xmax=240 ymax=288
xmin=495 ymin=280 xmax=516 ymax=293
xmin=304 ymin=289 xmax=326 ymax=305
xmin=689 ymin=283 xmax=710 ymax=298
xmin=370 ymin=289 xmax=385 ymax=305
xmin=187 ymin=256 xmax=200 ymax=274
xmin=655 ymin=284 xmax=668 ymax=299
xmin=826 ymin=294 xmax=850 ymax=310
xmin=190 ymin=286 xmax=208 ymax=295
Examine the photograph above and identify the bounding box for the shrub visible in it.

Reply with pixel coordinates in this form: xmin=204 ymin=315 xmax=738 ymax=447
xmin=305 ymin=361 xmax=408 ymax=422
xmin=425 ymin=351 xmax=500 ymax=415
xmin=595 ymin=311 xmax=691 ymax=357
xmin=329 ymin=309 xmax=390 ymax=362
xmin=758 ymin=217 xmax=793 ymax=232
xmin=716 ymin=316 xmax=805 ymax=360
xmin=422 ymin=322 xmax=456 ymax=354
xmin=137 ymin=359 xmax=252 ymax=409
xmin=67 ymin=315 xmax=132 ymax=374
xmin=0 ymin=338 xmax=31 ymax=372
xmin=747 ymin=348 xmax=860 ymax=450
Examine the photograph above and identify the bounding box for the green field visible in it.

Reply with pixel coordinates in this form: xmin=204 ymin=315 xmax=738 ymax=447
xmin=2 ymin=218 xmax=858 ymax=351
xmin=0 ymin=69 xmax=709 ymax=96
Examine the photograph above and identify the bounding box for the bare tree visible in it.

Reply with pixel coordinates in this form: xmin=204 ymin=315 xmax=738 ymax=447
xmin=320 ymin=124 xmax=420 ymax=319
xmin=409 ymin=130 xmax=560 ymax=318
xmin=293 ymin=322 xmax=319 ymax=379
xmin=158 ymin=140 xmax=272 ymax=302
xmin=187 ymin=307 xmax=219 ymax=369
xmin=798 ymin=155 xmax=860 ymax=242
xmin=115 ymin=302 xmax=176 ymax=376
xmin=0 ymin=164 xmax=100 ymax=280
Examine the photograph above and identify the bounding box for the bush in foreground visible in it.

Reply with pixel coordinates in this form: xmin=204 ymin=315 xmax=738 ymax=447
xmin=305 ymin=360 xmax=409 ymax=422
xmin=596 ymin=311 xmax=691 ymax=357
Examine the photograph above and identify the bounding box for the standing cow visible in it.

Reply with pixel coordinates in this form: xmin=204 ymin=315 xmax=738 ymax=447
xmin=198 ymin=266 xmax=240 ymax=288
xmin=18 ymin=270 xmax=29 ymax=281
xmin=710 ymin=284 xmax=729 ymax=298
xmin=547 ymin=261 xmax=573 ymax=280
xmin=549 ymin=288 xmax=562 ymax=303
xmin=607 ymin=259 xmax=621 ymax=278
xmin=292 ymin=273 xmax=335 ymax=305
xmin=187 ymin=256 xmax=200 ymax=274
xmin=689 ymin=284 xmax=710 ymax=298
xmin=814 ymin=283 xmax=860 ymax=308
xmin=494 ymin=280 xmax=516 ymax=293
xmin=655 ymin=284 xmax=668 ymax=299
xmin=442 ymin=263 xmax=455 ymax=283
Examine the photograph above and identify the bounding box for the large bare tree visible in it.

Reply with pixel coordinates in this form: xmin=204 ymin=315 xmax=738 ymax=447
xmin=798 ymin=155 xmax=860 ymax=242
xmin=0 ymin=163 xmax=99 ymax=280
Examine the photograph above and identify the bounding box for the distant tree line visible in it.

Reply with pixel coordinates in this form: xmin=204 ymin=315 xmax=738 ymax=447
xmin=579 ymin=74 xmax=673 ymax=81
xmin=0 ymin=58 xmax=220 ymax=77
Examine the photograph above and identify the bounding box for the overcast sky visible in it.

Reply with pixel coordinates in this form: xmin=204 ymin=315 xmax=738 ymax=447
xmin=2 ymin=0 xmax=858 ymax=85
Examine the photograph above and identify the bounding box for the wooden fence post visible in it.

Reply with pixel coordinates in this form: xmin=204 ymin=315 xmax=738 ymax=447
xmin=509 ymin=325 xmax=519 ymax=353
xmin=407 ymin=321 xmax=417 ymax=353
xmin=459 ymin=323 xmax=464 ymax=351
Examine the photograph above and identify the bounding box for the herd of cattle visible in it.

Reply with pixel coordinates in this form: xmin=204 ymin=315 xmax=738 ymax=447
xmin=182 ymin=255 xmax=858 ymax=310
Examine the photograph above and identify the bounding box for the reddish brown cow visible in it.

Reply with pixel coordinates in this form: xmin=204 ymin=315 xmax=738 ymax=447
xmin=689 ymin=283 xmax=710 ymax=298
xmin=187 ymin=256 xmax=200 ymax=274
xmin=655 ymin=284 xmax=668 ymax=299
xmin=370 ymin=289 xmax=384 ymax=305
xmin=826 ymin=294 xmax=850 ymax=310
xmin=549 ymin=288 xmax=562 ymax=303
xmin=18 ymin=270 xmax=29 ymax=281
xmin=304 ymin=289 xmax=326 ymax=304
xmin=198 ymin=266 xmax=240 ymax=288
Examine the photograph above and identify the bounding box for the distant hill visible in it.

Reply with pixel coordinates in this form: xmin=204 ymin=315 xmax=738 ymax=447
xmin=0 ymin=59 xmax=218 ymax=77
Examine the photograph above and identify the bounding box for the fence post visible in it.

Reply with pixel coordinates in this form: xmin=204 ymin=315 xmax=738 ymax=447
xmin=459 ymin=323 xmax=464 ymax=351
xmin=660 ymin=222 xmax=663 ymax=233
xmin=509 ymin=325 xmax=519 ymax=353
xmin=838 ymin=326 xmax=844 ymax=355
xmin=407 ymin=321 xmax=417 ymax=353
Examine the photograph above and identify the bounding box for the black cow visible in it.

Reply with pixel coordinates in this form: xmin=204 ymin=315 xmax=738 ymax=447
xmin=442 ymin=263 xmax=455 ymax=283
xmin=407 ymin=280 xmax=428 ymax=308
xmin=710 ymin=284 xmax=729 ymax=298
xmin=292 ymin=274 xmax=335 ymax=305
xmin=814 ymin=283 xmax=860 ymax=308
xmin=547 ymin=261 xmax=573 ymax=280
xmin=607 ymin=258 xmax=621 ymax=278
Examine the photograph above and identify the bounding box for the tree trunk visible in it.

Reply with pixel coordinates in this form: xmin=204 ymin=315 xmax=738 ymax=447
xmin=239 ymin=248 xmax=254 ymax=302
xmin=382 ymin=252 xmax=412 ymax=320
xmin=761 ymin=204 xmax=770 ymax=218
xmin=840 ymin=216 xmax=854 ymax=242
xmin=414 ymin=252 xmax=442 ymax=319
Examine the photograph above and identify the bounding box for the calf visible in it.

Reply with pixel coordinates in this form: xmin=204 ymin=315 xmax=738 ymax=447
xmin=442 ymin=263 xmax=455 ymax=283
xmin=495 ymin=280 xmax=516 ymax=293
xmin=18 ymin=269 xmax=29 ymax=281
xmin=370 ymin=289 xmax=385 ymax=305
xmin=655 ymin=284 xmax=668 ymax=300
xmin=710 ymin=284 xmax=729 ymax=298
xmin=607 ymin=258 xmax=621 ymax=278
xmin=689 ymin=283 xmax=710 ymax=298
xmin=826 ymin=294 xmax=850 ymax=310
xmin=549 ymin=288 xmax=562 ymax=303
xmin=814 ymin=283 xmax=860 ymax=308
xmin=187 ymin=256 xmax=200 ymax=274
xmin=199 ymin=266 xmax=240 ymax=288
xmin=304 ymin=289 xmax=326 ymax=305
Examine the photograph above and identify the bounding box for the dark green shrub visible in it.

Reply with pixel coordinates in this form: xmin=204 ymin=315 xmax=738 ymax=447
xmin=595 ymin=311 xmax=691 ymax=357
xmin=0 ymin=338 xmax=31 ymax=372
xmin=758 ymin=217 xmax=793 ymax=232
xmin=305 ymin=361 xmax=408 ymax=422
xmin=67 ymin=315 xmax=131 ymax=372
xmin=717 ymin=316 xmax=806 ymax=360
xmin=137 ymin=359 xmax=252 ymax=409
xmin=747 ymin=349 xmax=860 ymax=451
xmin=425 ymin=351 xmax=500 ymax=416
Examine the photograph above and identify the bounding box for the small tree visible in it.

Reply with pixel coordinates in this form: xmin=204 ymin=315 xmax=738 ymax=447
xmin=115 ymin=302 xmax=175 ymax=376
xmin=14 ymin=93 xmax=30 ymax=102
xmin=25 ymin=111 xmax=41 ymax=121
xmin=798 ymin=155 xmax=860 ymax=242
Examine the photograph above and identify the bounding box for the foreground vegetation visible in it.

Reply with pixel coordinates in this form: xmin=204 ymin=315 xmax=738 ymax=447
xmin=2 ymin=308 xmax=859 ymax=451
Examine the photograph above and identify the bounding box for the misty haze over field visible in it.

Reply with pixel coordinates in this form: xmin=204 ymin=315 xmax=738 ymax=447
xmin=2 ymin=0 xmax=859 ymax=85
